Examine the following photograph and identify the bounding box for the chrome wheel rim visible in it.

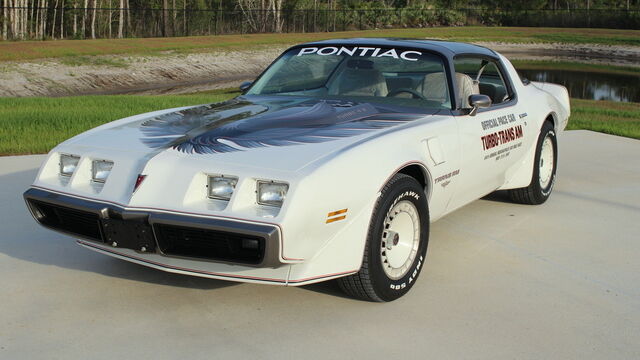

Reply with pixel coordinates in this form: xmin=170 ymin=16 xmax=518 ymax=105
xmin=539 ymin=135 xmax=555 ymax=189
xmin=381 ymin=200 xmax=420 ymax=280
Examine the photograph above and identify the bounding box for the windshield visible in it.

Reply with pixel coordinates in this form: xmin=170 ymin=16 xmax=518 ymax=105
xmin=247 ymin=46 xmax=451 ymax=110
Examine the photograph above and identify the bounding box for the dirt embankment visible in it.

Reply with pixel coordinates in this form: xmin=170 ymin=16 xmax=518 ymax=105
xmin=0 ymin=46 xmax=288 ymax=97
xmin=1 ymin=42 xmax=638 ymax=98
xmin=478 ymin=42 xmax=640 ymax=66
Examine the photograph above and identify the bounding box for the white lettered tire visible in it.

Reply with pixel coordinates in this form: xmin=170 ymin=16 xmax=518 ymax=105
xmin=509 ymin=121 xmax=558 ymax=205
xmin=338 ymin=174 xmax=429 ymax=302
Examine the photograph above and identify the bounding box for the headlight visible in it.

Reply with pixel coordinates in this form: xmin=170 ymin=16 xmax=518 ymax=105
xmin=59 ymin=154 xmax=80 ymax=177
xmin=208 ymin=175 xmax=238 ymax=200
xmin=91 ymin=160 xmax=114 ymax=183
xmin=257 ymin=181 xmax=289 ymax=207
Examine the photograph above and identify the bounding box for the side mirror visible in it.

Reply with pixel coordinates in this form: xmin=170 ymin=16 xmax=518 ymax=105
xmin=239 ymin=81 xmax=253 ymax=93
xmin=468 ymin=94 xmax=492 ymax=116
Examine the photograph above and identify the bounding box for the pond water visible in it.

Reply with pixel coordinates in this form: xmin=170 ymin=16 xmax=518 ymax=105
xmin=516 ymin=68 xmax=640 ymax=103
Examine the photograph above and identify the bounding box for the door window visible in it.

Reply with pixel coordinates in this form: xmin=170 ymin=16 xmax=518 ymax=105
xmin=453 ymin=57 xmax=512 ymax=108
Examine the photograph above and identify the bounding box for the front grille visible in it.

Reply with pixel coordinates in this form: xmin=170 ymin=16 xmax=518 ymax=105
xmin=25 ymin=189 xmax=272 ymax=266
xmin=154 ymin=223 xmax=265 ymax=264
xmin=28 ymin=200 xmax=103 ymax=241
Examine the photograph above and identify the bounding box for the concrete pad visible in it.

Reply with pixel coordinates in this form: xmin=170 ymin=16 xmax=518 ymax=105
xmin=0 ymin=130 xmax=638 ymax=359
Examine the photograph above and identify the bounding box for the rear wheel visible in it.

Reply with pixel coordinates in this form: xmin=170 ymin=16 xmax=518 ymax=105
xmin=338 ymin=174 xmax=429 ymax=302
xmin=509 ymin=121 xmax=557 ymax=205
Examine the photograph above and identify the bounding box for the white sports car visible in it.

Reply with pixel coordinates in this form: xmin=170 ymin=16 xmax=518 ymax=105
xmin=25 ymin=39 xmax=570 ymax=301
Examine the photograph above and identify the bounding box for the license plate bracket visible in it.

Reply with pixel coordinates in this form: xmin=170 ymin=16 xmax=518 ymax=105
xmin=102 ymin=218 xmax=156 ymax=252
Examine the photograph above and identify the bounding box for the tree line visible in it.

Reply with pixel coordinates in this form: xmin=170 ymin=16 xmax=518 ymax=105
xmin=1 ymin=0 xmax=639 ymax=40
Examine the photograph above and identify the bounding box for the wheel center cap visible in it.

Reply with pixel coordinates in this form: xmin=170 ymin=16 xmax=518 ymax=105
xmin=381 ymin=201 xmax=421 ymax=280
xmin=386 ymin=230 xmax=400 ymax=250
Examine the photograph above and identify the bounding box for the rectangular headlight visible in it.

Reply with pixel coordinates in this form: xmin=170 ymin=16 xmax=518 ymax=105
xmin=91 ymin=160 xmax=114 ymax=183
xmin=208 ymin=175 xmax=238 ymax=201
xmin=59 ymin=154 xmax=80 ymax=177
xmin=257 ymin=180 xmax=289 ymax=207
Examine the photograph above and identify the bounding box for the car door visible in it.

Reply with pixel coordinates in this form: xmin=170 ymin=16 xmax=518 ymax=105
xmin=447 ymin=56 xmax=525 ymax=211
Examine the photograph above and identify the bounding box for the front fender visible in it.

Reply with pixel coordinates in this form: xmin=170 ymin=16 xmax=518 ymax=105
xmin=278 ymin=124 xmax=436 ymax=268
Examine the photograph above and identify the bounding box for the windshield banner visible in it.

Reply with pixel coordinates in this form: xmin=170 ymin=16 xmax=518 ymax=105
xmin=297 ymin=47 xmax=422 ymax=61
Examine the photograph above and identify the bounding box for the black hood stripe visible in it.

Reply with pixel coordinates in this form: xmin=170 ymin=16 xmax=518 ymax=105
xmin=140 ymin=98 xmax=425 ymax=154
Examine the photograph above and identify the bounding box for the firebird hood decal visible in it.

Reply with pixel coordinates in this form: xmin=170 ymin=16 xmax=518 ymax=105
xmin=139 ymin=98 xmax=425 ymax=154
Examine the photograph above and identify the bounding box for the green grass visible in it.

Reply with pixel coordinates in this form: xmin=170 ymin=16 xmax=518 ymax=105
xmin=58 ymin=55 xmax=129 ymax=68
xmin=0 ymin=89 xmax=239 ymax=155
xmin=0 ymin=92 xmax=637 ymax=155
xmin=568 ymin=99 xmax=640 ymax=139
xmin=1 ymin=27 xmax=640 ymax=62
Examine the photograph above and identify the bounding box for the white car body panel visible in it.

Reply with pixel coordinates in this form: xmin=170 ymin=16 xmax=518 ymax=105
xmin=25 ymin=41 xmax=570 ymax=286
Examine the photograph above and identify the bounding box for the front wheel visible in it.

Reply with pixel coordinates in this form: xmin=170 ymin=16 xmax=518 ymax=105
xmin=338 ymin=174 xmax=429 ymax=302
xmin=509 ymin=121 xmax=557 ymax=205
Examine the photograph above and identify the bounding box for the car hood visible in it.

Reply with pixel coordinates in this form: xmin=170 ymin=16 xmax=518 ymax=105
xmin=63 ymin=95 xmax=433 ymax=172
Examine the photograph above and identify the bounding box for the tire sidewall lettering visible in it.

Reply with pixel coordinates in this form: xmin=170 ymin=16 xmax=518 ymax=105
xmin=369 ymin=176 xmax=429 ymax=300
xmin=389 ymin=255 xmax=423 ymax=290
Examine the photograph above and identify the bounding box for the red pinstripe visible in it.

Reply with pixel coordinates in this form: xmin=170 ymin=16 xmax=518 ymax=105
xmin=78 ymin=240 xmax=356 ymax=285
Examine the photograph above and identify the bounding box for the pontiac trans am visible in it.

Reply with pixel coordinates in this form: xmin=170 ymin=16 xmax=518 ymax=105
xmin=24 ymin=39 xmax=570 ymax=301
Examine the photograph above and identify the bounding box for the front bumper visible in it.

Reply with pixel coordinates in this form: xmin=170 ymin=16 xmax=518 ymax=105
xmin=24 ymin=187 xmax=282 ymax=268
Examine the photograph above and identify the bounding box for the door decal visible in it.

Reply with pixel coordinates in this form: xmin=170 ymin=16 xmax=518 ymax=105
xmin=478 ymin=113 xmax=525 ymax=161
